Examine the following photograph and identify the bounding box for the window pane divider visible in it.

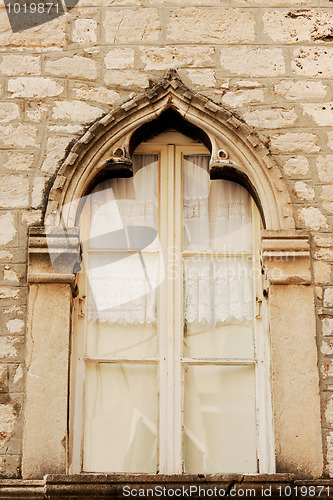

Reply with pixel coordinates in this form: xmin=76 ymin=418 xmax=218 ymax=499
xmin=182 ymin=251 xmax=253 ymax=258
xmin=181 ymin=358 xmax=256 ymax=365
xmin=83 ymin=357 xmax=158 ymax=364
xmin=86 ymin=248 xmax=160 ymax=255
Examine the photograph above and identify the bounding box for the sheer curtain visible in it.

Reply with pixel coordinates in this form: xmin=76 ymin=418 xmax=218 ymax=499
xmin=85 ymin=154 xmax=161 ymax=325
xmin=183 ymin=155 xmax=253 ymax=327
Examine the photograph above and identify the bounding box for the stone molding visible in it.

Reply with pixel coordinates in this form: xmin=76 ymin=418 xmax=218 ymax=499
xmin=27 ymin=226 xmax=80 ymax=289
xmin=262 ymin=229 xmax=312 ymax=286
xmin=44 ymin=69 xmax=294 ymax=232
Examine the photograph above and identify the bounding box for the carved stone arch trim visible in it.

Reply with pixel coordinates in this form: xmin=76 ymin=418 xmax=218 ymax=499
xmin=45 ymin=69 xmax=294 ymax=231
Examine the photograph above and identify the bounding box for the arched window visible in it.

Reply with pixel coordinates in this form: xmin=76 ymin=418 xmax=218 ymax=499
xmin=70 ymin=131 xmax=274 ymax=474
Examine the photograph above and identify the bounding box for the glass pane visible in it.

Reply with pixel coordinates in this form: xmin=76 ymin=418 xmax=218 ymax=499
xmin=83 ymin=363 xmax=158 ymax=473
xmin=183 ymin=255 xmax=254 ymax=357
xmin=183 ymin=155 xmax=253 ymax=252
xmin=183 ymin=365 xmax=257 ymax=473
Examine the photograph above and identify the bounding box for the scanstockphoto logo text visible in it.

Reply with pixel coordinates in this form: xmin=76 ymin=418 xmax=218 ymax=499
xmin=4 ymin=0 xmax=79 ymax=32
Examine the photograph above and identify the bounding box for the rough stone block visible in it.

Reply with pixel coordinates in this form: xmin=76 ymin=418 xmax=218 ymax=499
xmin=0 ymin=213 xmax=16 ymax=246
xmin=298 ymin=207 xmax=328 ymax=231
xmin=0 ymin=124 xmax=37 ymax=148
xmin=140 ymin=46 xmax=214 ymax=70
xmin=31 ymin=177 xmax=47 ymax=209
xmin=244 ymin=107 xmax=297 ymax=129
xmin=103 ymin=9 xmax=161 ymax=43
xmin=222 ymin=89 xmax=264 ymax=108
xmin=324 ymin=288 xmax=333 ymax=308
xmin=270 ymin=132 xmax=320 ymax=153
xmin=8 ymin=78 xmax=63 ymax=99
xmin=168 ymin=8 xmax=255 ymax=43
xmin=3 ymin=152 xmax=34 ymax=172
xmin=303 ymin=103 xmax=333 ymax=126
xmin=0 ymin=12 xmax=67 ymax=49
xmin=45 ymin=56 xmax=98 ymax=80
xmin=41 ymin=137 xmax=71 ymax=175
xmin=185 ymin=69 xmax=217 ymax=88
xmin=0 ymin=176 xmax=29 ymax=208
xmin=73 ymin=83 xmax=119 ymax=104
xmin=292 ymin=47 xmax=333 ymax=77
xmin=220 ymin=47 xmax=285 ymax=77
xmin=72 ymin=18 xmax=97 ymax=44
xmin=283 ymin=156 xmax=309 ymax=177
xmin=0 ymin=55 xmax=40 ymax=76
xmin=263 ymin=10 xmax=333 ymax=43
xmin=51 ymin=101 xmax=104 ymax=123
xmin=274 ymin=80 xmax=327 ymax=100
xmin=313 ymin=261 xmax=331 ymax=285
xmin=104 ymin=48 xmax=134 ymax=69
xmin=0 ymin=103 xmax=19 ymax=123
xmin=294 ymin=181 xmax=315 ymax=201
xmin=317 ymin=156 xmax=333 ymax=183
xmin=321 ymin=185 xmax=333 ymax=213
xmin=327 ymin=132 xmax=333 ymax=151
xmin=323 ymin=317 xmax=333 ymax=336
xmin=104 ymin=70 xmax=149 ymax=88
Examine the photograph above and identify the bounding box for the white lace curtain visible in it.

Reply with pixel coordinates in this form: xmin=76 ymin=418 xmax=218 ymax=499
xmin=86 ymin=154 xmax=160 ymax=325
xmin=183 ymin=155 xmax=253 ymax=325
xmin=84 ymin=154 xmax=253 ymax=326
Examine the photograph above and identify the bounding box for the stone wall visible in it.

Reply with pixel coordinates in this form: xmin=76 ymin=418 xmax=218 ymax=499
xmin=0 ymin=0 xmax=333 ymax=478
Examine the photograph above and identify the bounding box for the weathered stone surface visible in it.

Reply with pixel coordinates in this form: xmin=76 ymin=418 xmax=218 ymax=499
xmin=0 ymin=124 xmax=37 ymax=148
xmin=222 ymin=89 xmax=264 ymax=108
xmin=31 ymin=177 xmax=47 ymax=209
xmin=140 ymin=46 xmax=214 ymax=70
xmin=26 ymin=102 xmax=48 ymax=123
xmin=41 ymin=137 xmax=70 ymax=175
xmin=317 ymin=156 xmax=333 ymax=183
xmin=220 ymin=47 xmax=285 ymax=77
xmin=315 ymin=248 xmax=333 ymax=261
xmin=6 ymin=319 xmax=24 ymax=334
xmin=323 ymin=317 xmax=333 ymax=336
xmin=303 ymin=103 xmax=333 ymax=126
xmin=324 ymin=288 xmax=333 ymax=308
xmin=263 ymin=10 xmax=333 ymax=43
xmin=4 ymin=268 xmax=19 ymax=283
xmin=283 ymin=156 xmax=309 ymax=177
xmin=168 ymin=8 xmax=255 ymax=43
xmin=72 ymin=18 xmax=97 ymax=44
xmin=321 ymin=185 xmax=333 ymax=213
xmin=104 ymin=48 xmax=134 ymax=69
xmin=185 ymin=69 xmax=216 ymax=87
xmin=0 ymin=103 xmax=20 ymax=123
xmin=0 ymin=176 xmax=29 ymax=208
xmin=45 ymin=56 xmax=98 ymax=80
xmin=313 ymin=261 xmax=331 ymax=285
xmin=104 ymin=70 xmax=149 ymax=88
xmin=21 ymin=210 xmax=42 ymax=226
xmin=322 ymin=340 xmax=333 ymax=356
xmin=315 ymin=236 xmax=333 ymax=248
xmin=0 ymin=338 xmax=21 ymax=359
xmin=8 ymin=78 xmax=63 ymax=99
xmin=244 ymin=107 xmax=297 ymax=129
xmin=73 ymin=83 xmax=119 ymax=104
xmin=51 ymin=101 xmax=104 ymax=123
xmin=294 ymin=181 xmax=315 ymax=201
xmin=0 ymin=11 xmax=67 ymax=49
xmin=103 ymin=9 xmax=161 ymax=43
xmin=48 ymin=124 xmax=84 ymax=134
xmin=0 ymin=404 xmax=17 ymax=447
xmin=270 ymin=132 xmax=320 ymax=153
xmin=298 ymin=207 xmax=328 ymax=230
xmin=327 ymin=132 xmax=333 ymax=151
xmin=4 ymin=152 xmax=35 ymax=171
xmin=0 ymin=55 xmax=40 ymax=76
xmin=269 ymin=284 xmax=323 ymax=477
xmin=292 ymin=47 xmax=333 ymax=77
xmin=274 ymin=79 xmax=327 ymax=100
xmin=0 ymin=213 xmax=16 ymax=246
xmin=0 ymin=287 xmax=20 ymax=300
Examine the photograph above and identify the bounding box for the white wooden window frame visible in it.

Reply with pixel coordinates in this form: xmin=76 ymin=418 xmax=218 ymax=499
xmin=69 ymin=135 xmax=275 ymax=475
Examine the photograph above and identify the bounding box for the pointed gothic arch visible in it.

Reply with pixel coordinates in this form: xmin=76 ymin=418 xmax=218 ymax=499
xmin=45 ymin=69 xmax=294 ymax=231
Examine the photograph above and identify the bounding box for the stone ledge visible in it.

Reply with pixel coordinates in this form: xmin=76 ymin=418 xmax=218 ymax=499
xmin=1 ymin=475 xmax=333 ymax=499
